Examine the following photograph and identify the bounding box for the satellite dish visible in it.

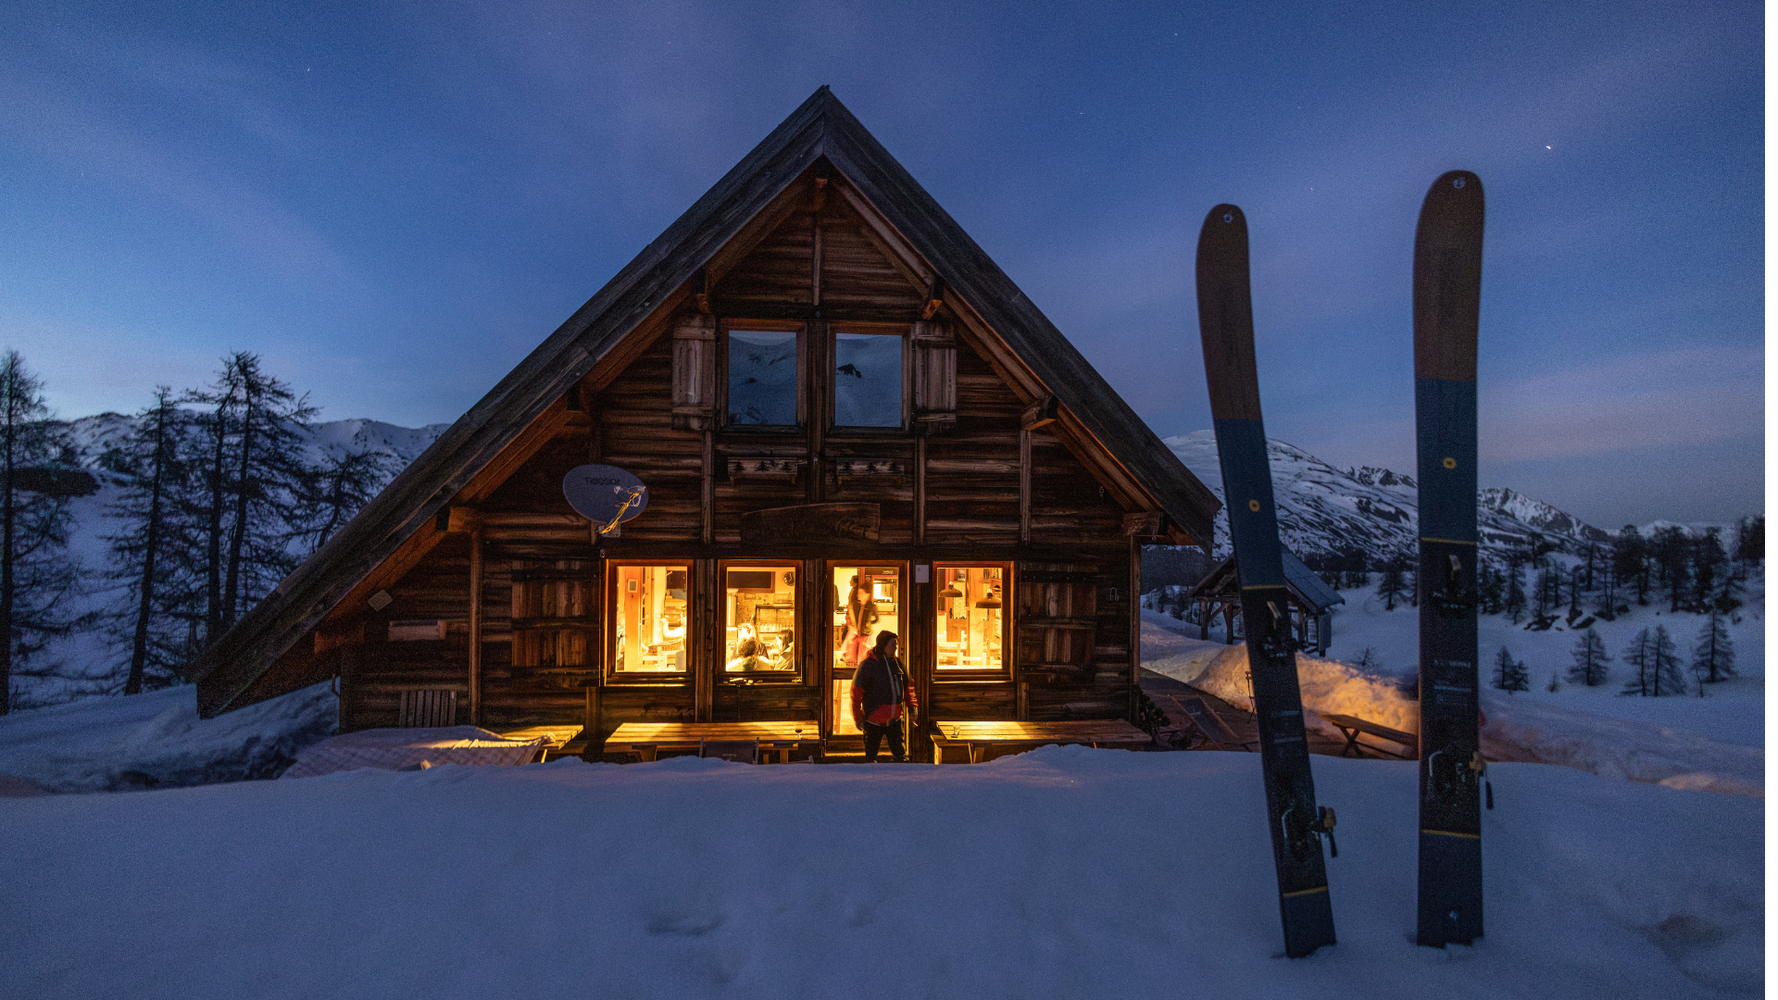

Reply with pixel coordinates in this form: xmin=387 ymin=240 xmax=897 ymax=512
xmin=562 ymin=465 xmax=649 ymax=532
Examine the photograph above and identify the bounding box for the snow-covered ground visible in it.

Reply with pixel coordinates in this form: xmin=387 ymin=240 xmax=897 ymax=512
xmin=2 ymin=747 xmax=1762 ymax=998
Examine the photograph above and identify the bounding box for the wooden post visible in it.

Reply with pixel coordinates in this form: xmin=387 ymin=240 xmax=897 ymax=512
xmin=584 ymin=686 xmax=599 ymax=737
xmin=695 ymin=558 xmax=716 ymax=722
xmin=1019 ymin=428 xmax=1032 ymax=545
xmin=468 ymin=524 xmax=484 ymax=726
xmin=701 ymin=429 xmax=714 ymax=546
xmin=1129 ymin=535 xmax=1142 ymax=725
xmin=914 ymin=435 xmax=927 ymax=544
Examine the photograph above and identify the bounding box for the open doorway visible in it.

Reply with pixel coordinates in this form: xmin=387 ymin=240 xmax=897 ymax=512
xmin=828 ymin=564 xmax=902 ymax=736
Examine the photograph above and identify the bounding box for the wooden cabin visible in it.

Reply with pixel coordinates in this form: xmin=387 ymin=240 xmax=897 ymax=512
xmin=191 ymin=88 xmax=1220 ymax=761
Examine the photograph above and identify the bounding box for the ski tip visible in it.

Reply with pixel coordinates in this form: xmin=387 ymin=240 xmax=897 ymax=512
xmin=1416 ymin=171 xmax=1485 ymax=240
xmin=1196 ymin=204 xmax=1249 ymax=263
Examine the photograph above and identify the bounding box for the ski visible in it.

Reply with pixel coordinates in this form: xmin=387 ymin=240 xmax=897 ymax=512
xmin=1195 ymin=204 xmax=1337 ymax=959
xmin=1412 ymin=170 xmax=1486 ymax=948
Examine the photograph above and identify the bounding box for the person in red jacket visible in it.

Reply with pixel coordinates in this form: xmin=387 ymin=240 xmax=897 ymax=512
xmin=849 ymin=631 xmax=916 ymax=762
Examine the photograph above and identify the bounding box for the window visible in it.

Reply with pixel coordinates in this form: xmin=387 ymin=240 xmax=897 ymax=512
xmin=833 ymin=329 xmax=904 ymax=428
xmin=934 ymin=565 xmax=1007 ymax=676
xmin=608 ymin=564 xmax=690 ymax=678
xmin=727 ymin=327 xmax=799 ymax=427
xmin=724 ymin=564 xmax=799 ymax=679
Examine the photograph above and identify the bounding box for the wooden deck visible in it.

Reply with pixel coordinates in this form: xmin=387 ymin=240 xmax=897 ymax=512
xmin=929 ymin=719 xmax=1150 ymax=764
xmin=1139 ymin=669 xmax=1352 ymax=757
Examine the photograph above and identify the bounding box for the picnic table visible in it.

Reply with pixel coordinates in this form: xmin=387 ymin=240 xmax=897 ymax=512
xmin=603 ymin=722 xmax=823 ymax=763
xmin=1318 ymin=713 xmax=1418 ymax=759
xmin=928 ymin=719 xmax=1150 ymax=764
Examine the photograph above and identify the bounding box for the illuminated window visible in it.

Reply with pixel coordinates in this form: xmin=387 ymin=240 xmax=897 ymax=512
xmin=934 ymin=565 xmax=1006 ymax=674
xmin=609 ymin=564 xmax=690 ymax=676
xmin=833 ymin=330 xmax=904 ymax=428
xmin=724 ymin=565 xmax=798 ymax=679
xmin=727 ymin=328 xmax=799 ymax=427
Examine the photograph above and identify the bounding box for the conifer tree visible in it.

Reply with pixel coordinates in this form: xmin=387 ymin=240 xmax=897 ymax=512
xmin=1691 ymin=612 xmax=1736 ymax=684
xmin=1690 ymin=528 xmax=1727 ymax=612
xmin=1568 ymin=626 xmax=1611 ymax=686
xmin=1650 ymin=525 xmax=1691 ymax=613
xmin=0 ymin=352 xmax=85 ymax=713
xmin=1615 ymin=526 xmax=1650 ymax=605
xmin=1491 ymin=646 xmax=1528 ymax=692
xmin=100 ymin=387 xmax=202 ymax=694
xmin=1732 ymin=514 xmax=1762 ymax=572
xmin=1375 ymin=557 xmax=1408 ymax=611
xmin=298 ymin=447 xmax=398 ymax=552
xmin=1621 ymin=625 xmax=1685 ymax=697
xmin=1503 ymin=557 xmax=1527 ymax=624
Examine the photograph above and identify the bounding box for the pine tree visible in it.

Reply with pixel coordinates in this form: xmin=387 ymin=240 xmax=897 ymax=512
xmin=1492 ymin=645 xmax=1528 ymax=692
xmin=1690 ymin=528 xmax=1727 ymax=613
xmin=1615 ymin=526 xmax=1650 ymax=605
xmin=0 ymin=352 xmax=85 ymax=713
xmin=1649 ymin=525 xmax=1691 ymax=613
xmin=298 ymin=447 xmax=398 ymax=552
xmin=1691 ymin=612 xmax=1736 ymax=684
xmin=1733 ymin=515 xmax=1763 ymax=571
xmin=1503 ymin=556 xmax=1527 ymax=624
xmin=100 ymin=388 xmax=203 ymax=695
xmin=188 ymin=353 xmax=318 ymax=644
xmin=1477 ymin=560 xmax=1504 ymax=615
xmin=1621 ymin=625 xmax=1685 ymax=697
xmin=1375 ymin=557 xmax=1408 ymax=610
xmin=1568 ymin=626 xmax=1611 ymax=686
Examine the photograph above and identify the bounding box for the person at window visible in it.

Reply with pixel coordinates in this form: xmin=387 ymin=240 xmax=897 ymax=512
xmin=850 ymin=631 xmax=915 ymax=762
xmin=726 ymin=637 xmax=768 ymax=672
xmin=770 ymin=633 xmax=795 ymax=670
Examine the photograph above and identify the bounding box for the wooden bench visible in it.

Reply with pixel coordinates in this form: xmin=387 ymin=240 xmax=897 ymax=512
xmin=928 ymin=720 xmax=1150 ymax=764
xmin=1319 ymin=713 xmax=1418 ymax=759
xmin=495 ymin=725 xmax=586 ymax=763
xmin=1167 ymin=696 xmax=1254 ymax=752
xmin=603 ymin=722 xmax=822 ymax=763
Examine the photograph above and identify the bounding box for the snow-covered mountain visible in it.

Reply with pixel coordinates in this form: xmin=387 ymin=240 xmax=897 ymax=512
xmin=63 ymin=413 xmax=451 ymax=477
xmin=1164 ymin=430 xmax=1613 ymax=566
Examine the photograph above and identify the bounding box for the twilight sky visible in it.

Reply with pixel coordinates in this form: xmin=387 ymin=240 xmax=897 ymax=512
xmin=0 ymin=1 xmax=1762 ymax=529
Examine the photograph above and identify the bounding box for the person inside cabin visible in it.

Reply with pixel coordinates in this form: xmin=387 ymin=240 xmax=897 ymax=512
xmin=842 ymin=575 xmax=875 ymax=667
xmin=726 ymin=637 xmax=768 ymax=672
xmin=770 ymin=633 xmax=795 ymax=670
xmin=850 ymin=630 xmax=915 ymax=762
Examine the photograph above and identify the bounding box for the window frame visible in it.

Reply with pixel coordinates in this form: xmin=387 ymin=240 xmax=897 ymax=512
xmin=827 ymin=322 xmax=911 ymax=435
xmin=603 ymin=560 xmax=694 ymax=685
xmin=930 ymin=561 xmax=1013 ymax=682
xmin=719 ymin=559 xmax=805 ymax=684
xmin=719 ymin=319 xmax=805 ymax=432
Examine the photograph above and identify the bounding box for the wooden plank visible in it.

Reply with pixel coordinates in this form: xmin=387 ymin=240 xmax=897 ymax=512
xmin=1019 ymin=427 xmax=1032 ymax=545
xmin=739 ymin=502 xmax=880 ymax=544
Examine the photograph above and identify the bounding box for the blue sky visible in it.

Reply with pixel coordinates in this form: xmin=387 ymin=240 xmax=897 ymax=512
xmin=0 ymin=1 xmax=1762 ymax=528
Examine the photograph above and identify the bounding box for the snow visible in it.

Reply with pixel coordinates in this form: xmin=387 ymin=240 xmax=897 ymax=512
xmin=0 ymin=681 xmax=336 ymax=792
xmin=0 ymin=749 xmax=1761 ymax=998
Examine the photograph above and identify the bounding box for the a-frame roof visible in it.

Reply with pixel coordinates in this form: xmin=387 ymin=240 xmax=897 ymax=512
xmin=191 ymin=86 xmax=1220 ymax=717
xmin=1184 ymin=550 xmax=1345 ymax=615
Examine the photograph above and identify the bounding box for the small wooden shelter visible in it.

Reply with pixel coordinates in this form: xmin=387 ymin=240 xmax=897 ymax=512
xmin=190 ymin=88 xmax=1220 ymax=759
xmin=1183 ymin=550 xmax=1343 ymax=654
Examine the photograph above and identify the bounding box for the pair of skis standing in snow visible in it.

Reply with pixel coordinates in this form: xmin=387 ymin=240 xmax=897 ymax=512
xmin=1195 ymin=172 xmax=1487 ymax=958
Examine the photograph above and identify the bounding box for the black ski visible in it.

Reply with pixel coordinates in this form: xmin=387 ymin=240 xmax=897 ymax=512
xmin=1412 ymin=170 xmax=1486 ymax=948
xmin=1195 ymin=204 xmax=1337 ymax=959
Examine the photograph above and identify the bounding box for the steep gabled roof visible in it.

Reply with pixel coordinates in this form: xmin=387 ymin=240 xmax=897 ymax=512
xmin=191 ymin=87 xmax=1220 ymax=716
xmin=1184 ymin=550 xmax=1345 ymax=615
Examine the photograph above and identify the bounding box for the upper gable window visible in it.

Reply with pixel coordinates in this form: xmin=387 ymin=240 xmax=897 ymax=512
xmin=726 ymin=326 xmax=800 ymax=428
xmin=833 ymin=329 xmax=905 ymax=429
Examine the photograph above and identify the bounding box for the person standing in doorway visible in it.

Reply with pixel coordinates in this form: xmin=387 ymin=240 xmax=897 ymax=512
xmin=850 ymin=631 xmax=915 ymax=762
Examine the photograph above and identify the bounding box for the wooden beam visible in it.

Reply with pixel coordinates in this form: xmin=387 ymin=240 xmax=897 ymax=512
xmin=1019 ymin=427 xmax=1032 ymax=546
xmin=468 ymin=524 xmax=484 ymax=726
xmin=1021 ymin=395 xmax=1060 ymax=431
xmin=1129 ymin=534 xmax=1142 ymax=725
xmin=740 ymin=502 xmax=880 ymax=544
xmin=921 ymin=278 xmax=945 ymax=320
xmin=811 ymin=214 xmax=823 ymax=307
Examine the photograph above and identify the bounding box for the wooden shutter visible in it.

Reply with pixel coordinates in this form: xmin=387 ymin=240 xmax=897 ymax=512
xmin=1014 ymin=571 xmax=1098 ymax=672
xmin=672 ymin=314 xmax=716 ymax=431
xmin=912 ymin=319 xmax=955 ymax=434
